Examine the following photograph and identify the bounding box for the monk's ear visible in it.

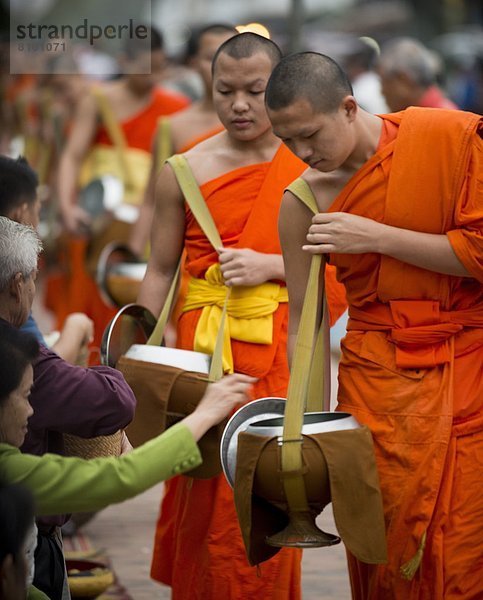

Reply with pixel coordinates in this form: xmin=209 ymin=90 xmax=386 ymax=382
xmin=9 ymin=272 xmax=24 ymax=303
xmin=341 ymin=96 xmax=358 ymax=122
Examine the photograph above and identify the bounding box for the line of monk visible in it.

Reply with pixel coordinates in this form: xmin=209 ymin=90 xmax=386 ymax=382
xmin=1 ymin=19 xmax=480 ymax=600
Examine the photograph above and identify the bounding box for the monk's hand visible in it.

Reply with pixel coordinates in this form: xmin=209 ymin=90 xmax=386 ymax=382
xmin=303 ymin=212 xmax=383 ymax=254
xmin=218 ymin=248 xmax=283 ymax=286
xmin=61 ymin=203 xmax=92 ymax=235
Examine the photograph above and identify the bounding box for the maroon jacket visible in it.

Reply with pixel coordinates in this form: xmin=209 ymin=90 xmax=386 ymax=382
xmin=22 ymin=344 xmax=136 ymax=457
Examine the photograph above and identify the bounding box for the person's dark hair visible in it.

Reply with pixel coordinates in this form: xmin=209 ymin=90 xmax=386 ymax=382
xmin=0 ymin=483 xmax=35 ymax=566
xmin=212 ymin=32 xmax=282 ymax=75
xmin=123 ymin=24 xmax=164 ymax=60
xmin=266 ymin=52 xmax=353 ymax=113
xmin=185 ymin=24 xmax=238 ymax=61
xmin=0 ymin=156 xmax=38 ymax=216
xmin=0 ymin=321 xmax=38 ymax=404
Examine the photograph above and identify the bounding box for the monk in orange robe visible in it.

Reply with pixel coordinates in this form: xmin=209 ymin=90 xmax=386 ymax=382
xmin=55 ymin=27 xmax=189 ymax=352
xmin=267 ymin=52 xmax=482 ymax=599
xmin=138 ymin=33 xmax=344 ymax=600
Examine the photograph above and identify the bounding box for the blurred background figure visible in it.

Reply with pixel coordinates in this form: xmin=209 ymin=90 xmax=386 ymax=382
xmin=55 ymin=25 xmax=189 ymax=355
xmin=378 ymin=37 xmax=458 ymax=111
xmin=343 ymin=36 xmax=389 ymax=114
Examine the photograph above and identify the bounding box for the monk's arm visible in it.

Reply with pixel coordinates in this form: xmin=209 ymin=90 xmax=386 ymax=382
xmin=136 ymin=163 xmax=185 ymax=317
xmin=128 ymin=138 xmax=158 ymax=257
xmin=57 ymin=92 xmax=99 ymax=234
xmin=279 ymin=191 xmax=317 ymax=366
xmin=304 ymin=212 xmax=472 ymax=277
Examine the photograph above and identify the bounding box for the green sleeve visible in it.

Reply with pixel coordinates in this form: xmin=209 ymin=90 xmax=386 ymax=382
xmin=0 ymin=423 xmax=201 ymax=515
xmin=28 ymin=585 xmax=50 ymax=600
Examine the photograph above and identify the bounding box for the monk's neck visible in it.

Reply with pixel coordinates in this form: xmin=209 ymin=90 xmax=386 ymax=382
xmin=227 ymin=128 xmax=280 ymax=161
xmin=349 ymin=112 xmax=383 ymax=170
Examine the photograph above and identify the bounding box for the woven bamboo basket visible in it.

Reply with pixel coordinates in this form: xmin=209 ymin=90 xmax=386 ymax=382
xmin=63 ymin=430 xmax=122 ymax=459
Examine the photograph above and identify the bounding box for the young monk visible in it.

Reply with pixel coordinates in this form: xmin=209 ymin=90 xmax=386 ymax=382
xmin=137 ymin=32 xmax=321 ymax=599
xmin=266 ymin=52 xmax=482 ymax=599
xmin=56 ymin=26 xmax=189 ymax=351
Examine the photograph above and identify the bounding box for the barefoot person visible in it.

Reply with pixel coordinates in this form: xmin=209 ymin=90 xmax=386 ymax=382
xmin=266 ymin=52 xmax=482 ymax=599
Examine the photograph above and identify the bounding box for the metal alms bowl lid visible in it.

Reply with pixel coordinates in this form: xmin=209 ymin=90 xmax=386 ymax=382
xmin=96 ymin=242 xmax=144 ymax=307
xmin=123 ymin=344 xmax=211 ymax=374
xmin=246 ymin=412 xmax=361 ymax=438
xmin=220 ymin=397 xmax=286 ymax=488
xmin=100 ymin=303 xmax=157 ymax=367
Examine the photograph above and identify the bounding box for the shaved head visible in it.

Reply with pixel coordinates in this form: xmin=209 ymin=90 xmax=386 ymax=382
xmin=266 ymin=52 xmax=353 ymax=114
xmin=212 ymin=32 xmax=282 ymax=75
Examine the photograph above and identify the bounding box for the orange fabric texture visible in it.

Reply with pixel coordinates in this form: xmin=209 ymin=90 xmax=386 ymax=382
xmin=322 ymin=108 xmax=482 ymax=598
xmin=93 ymin=87 xmax=189 ymax=152
xmin=150 ymin=143 xmax=306 ymax=599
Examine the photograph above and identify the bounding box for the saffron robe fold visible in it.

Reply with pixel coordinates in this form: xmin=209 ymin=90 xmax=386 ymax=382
xmin=302 ymin=108 xmax=482 ymax=599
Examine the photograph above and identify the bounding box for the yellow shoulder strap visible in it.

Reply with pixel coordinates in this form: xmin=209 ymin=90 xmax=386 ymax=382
xmin=287 ymin=177 xmax=328 ymax=413
xmin=166 ymin=154 xmax=223 ymax=250
xmin=91 ymin=88 xmax=135 ymax=190
xmin=156 ymin=118 xmax=174 ymax=171
xmin=147 ymin=154 xmax=227 ymax=381
xmin=281 ymin=177 xmax=330 ymax=516
xmin=286 ymin=178 xmax=318 ymax=213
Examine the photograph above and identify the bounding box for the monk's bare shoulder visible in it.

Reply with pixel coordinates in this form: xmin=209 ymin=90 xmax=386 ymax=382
xmin=301 ymin=168 xmax=349 ymax=212
xmin=183 ymin=132 xmax=242 ymax=184
xmin=169 ymin=104 xmax=222 ymax=153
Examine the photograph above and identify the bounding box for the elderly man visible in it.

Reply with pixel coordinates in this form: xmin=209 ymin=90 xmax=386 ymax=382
xmin=265 ymin=52 xmax=482 ymax=599
xmin=378 ymin=37 xmax=457 ymax=111
xmin=0 ymin=215 xmax=136 ymax=599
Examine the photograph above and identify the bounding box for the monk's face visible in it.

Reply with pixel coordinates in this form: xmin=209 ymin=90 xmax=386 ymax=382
xmin=213 ymin=52 xmax=273 ymax=141
xmin=268 ymin=97 xmax=357 ymax=172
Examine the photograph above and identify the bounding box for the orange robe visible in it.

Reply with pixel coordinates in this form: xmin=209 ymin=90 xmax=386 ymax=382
xmin=316 ymin=108 xmax=482 ymax=598
xmin=151 ymin=144 xmax=307 ymax=599
xmin=49 ymin=88 xmax=189 ymax=355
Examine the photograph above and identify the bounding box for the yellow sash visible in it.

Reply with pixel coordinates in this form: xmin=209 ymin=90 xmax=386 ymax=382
xmin=183 ymin=263 xmax=288 ymax=373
